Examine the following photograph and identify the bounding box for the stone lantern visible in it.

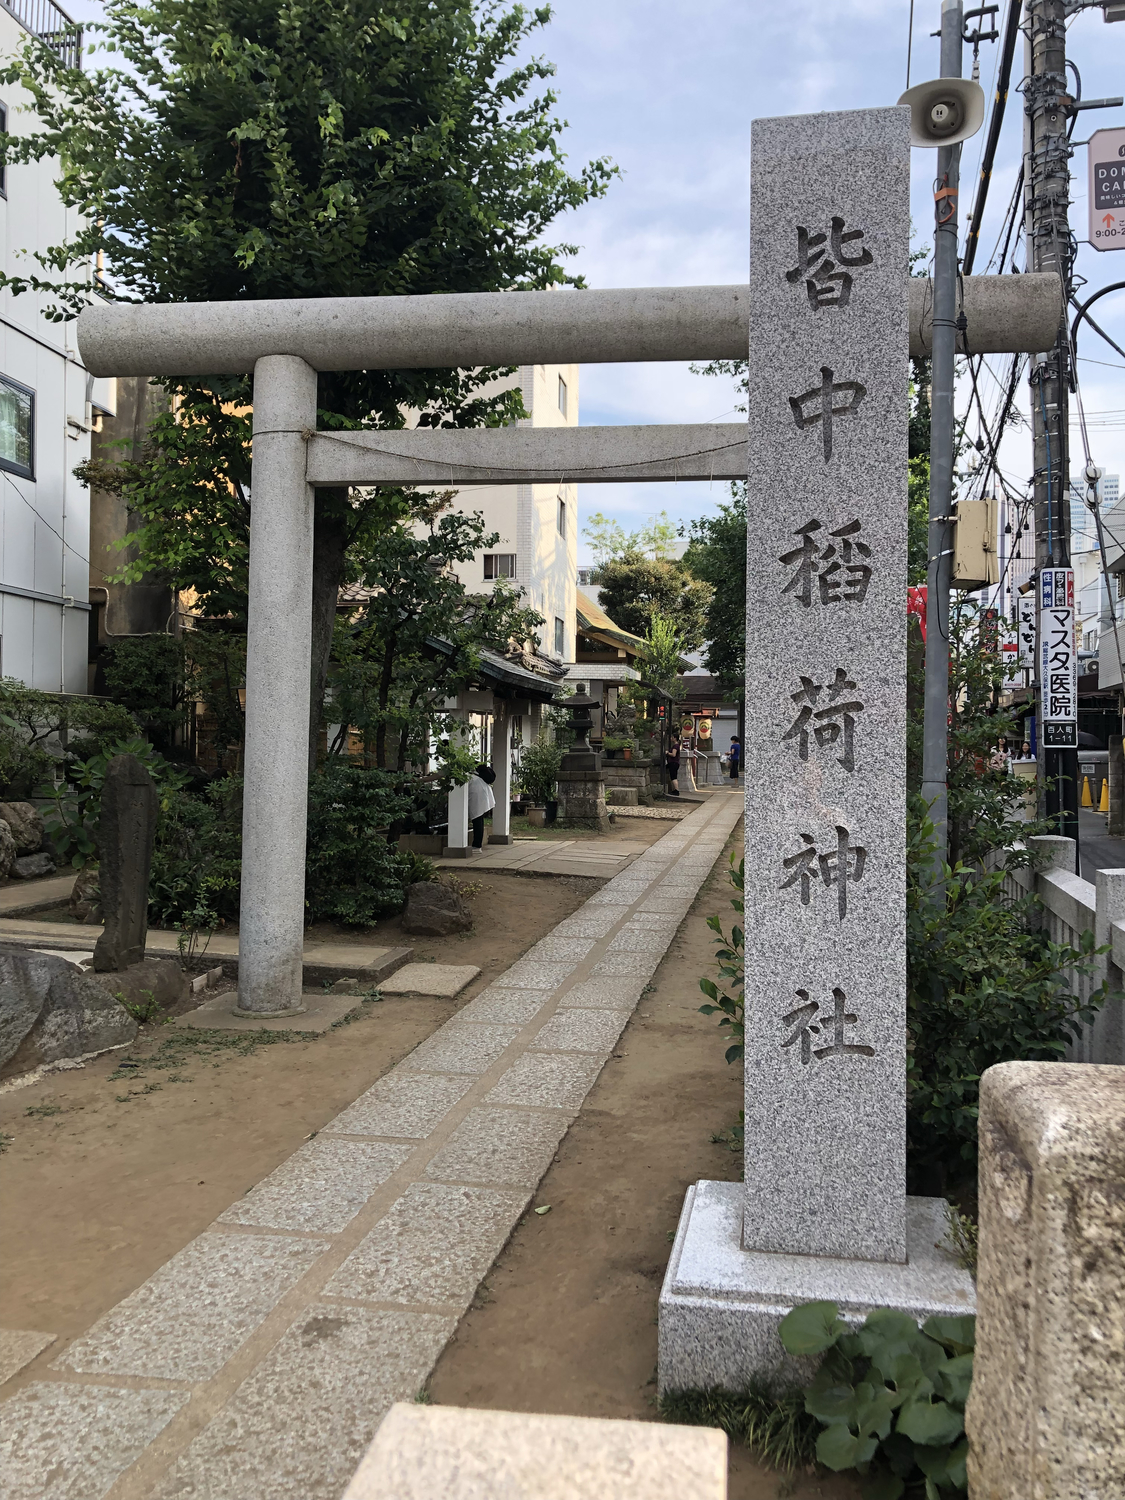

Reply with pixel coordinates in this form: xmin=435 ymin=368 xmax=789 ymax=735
xmin=556 ymin=690 xmax=609 ymax=830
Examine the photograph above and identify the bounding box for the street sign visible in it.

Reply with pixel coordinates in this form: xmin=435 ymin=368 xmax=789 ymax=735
xmin=1001 ymin=620 xmax=1021 ymax=684
xmin=1040 ymin=568 xmax=1077 ymax=749
xmin=1017 ymin=594 xmax=1036 ymax=668
xmin=1088 ymin=127 xmax=1125 ymax=251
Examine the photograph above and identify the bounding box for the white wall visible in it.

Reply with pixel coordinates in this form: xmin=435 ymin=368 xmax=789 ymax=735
xmin=0 ymin=6 xmax=111 ymax=691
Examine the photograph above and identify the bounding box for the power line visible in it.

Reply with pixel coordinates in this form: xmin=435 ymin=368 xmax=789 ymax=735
xmin=1 ymin=470 xmax=91 ymax=568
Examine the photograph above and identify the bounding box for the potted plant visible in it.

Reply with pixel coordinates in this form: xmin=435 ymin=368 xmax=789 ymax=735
xmin=517 ymin=734 xmax=564 ymax=825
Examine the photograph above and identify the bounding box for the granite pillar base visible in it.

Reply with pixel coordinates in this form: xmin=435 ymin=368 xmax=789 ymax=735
xmin=658 ymin=1180 xmax=975 ymax=1395
xmin=556 ymin=768 xmax=609 ymax=833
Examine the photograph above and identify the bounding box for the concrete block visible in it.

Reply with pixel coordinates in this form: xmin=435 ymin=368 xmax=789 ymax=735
xmin=378 ymin=963 xmax=480 ymax=998
xmin=424 ymin=1107 xmax=571 ymax=1188
xmin=217 ymin=1138 xmax=413 ymax=1234
xmin=343 ymin=1403 xmax=728 ymax=1500
xmin=152 ymin=1307 xmax=455 ymax=1500
xmin=0 ymin=1383 xmax=188 ymax=1500
xmin=403 ymin=1023 xmax=520 ymax=1076
xmin=533 ymin=1008 xmax=630 ymax=1054
xmin=558 ymin=977 xmax=646 ymax=1011
xmin=490 ymin=960 xmax=579 ymax=991
xmin=966 ymin=1061 xmax=1125 ymax=1500
xmin=486 ymin=1053 xmax=604 ymax=1111
xmin=175 ymin=988 xmax=359 ymax=1033
xmin=659 ymin=1181 xmax=974 ymax=1394
xmin=606 ymin=787 xmax=639 ymax=806
xmin=0 ymin=1329 xmax=55 ymax=1386
xmin=455 ymin=988 xmax=554 ymax=1026
xmin=325 ymin=1073 xmax=474 ymax=1140
xmin=324 ymin=1183 xmax=528 ymax=1311
xmin=57 ymin=1231 xmax=329 ymax=1381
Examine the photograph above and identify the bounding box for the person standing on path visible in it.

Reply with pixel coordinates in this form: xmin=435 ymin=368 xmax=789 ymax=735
xmin=467 ymin=764 xmax=496 ymax=849
xmin=728 ymin=736 xmax=741 ymax=780
xmin=665 ymin=740 xmax=681 ymax=797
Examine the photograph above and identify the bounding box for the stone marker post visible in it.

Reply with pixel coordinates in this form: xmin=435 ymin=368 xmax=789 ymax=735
xmin=742 ymin=106 xmax=910 ymax=1262
xmin=92 ymin=753 xmax=159 ymax=972
xmin=658 ymin=107 xmax=975 ymax=1396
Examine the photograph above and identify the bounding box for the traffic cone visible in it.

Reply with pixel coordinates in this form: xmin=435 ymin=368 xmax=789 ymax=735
xmin=1100 ymin=778 xmax=1110 ymax=814
xmin=1081 ymin=776 xmax=1092 ymax=808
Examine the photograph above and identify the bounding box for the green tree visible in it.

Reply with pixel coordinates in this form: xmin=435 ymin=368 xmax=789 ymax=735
xmin=641 ymin=613 xmax=685 ymax=693
xmin=593 ymin=550 xmax=712 ymax=650
xmin=583 ymin=508 xmax=678 ymax=564
xmin=3 ymin=0 xmax=614 ymax=750
xmin=683 ymin=493 xmax=746 ymax=697
xmin=330 ymin=499 xmax=543 ymax=769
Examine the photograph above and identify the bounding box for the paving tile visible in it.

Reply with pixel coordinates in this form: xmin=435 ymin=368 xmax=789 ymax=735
xmin=151 ymin=1306 xmax=455 ymax=1500
xmin=585 ymin=889 xmax=638 ymax=907
xmin=217 ymin=1139 xmax=413 ymax=1233
xmin=402 ymin=1023 xmax=520 ymax=1076
xmin=489 ymin=960 xmax=578 ymax=991
xmin=324 ymin=1183 xmax=528 ymax=1310
xmin=0 ymin=1328 xmax=55 ymax=1386
xmin=56 ymin=1232 xmax=328 ymax=1382
xmin=485 ymin=1053 xmax=604 ymax=1111
xmin=532 ymin=1008 xmax=630 ymax=1054
xmin=454 ymin=988 xmax=554 ymax=1025
xmin=323 ymin=1073 xmax=474 ymax=1139
xmin=638 ymin=894 xmax=695 ymax=915
xmin=622 ymin=911 xmax=675 ymax=931
xmin=591 ymin=951 xmax=662 ymax=980
xmin=0 ymin=1382 xmax=188 ymax=1500
xmin=424 ymin=1107 xmax=569 ymax=1187
xmin=522 ymin=935 xmax=597 ymax=963
xmin=557 ymin=976 xmax=646 ymax=1011
xmin=546 ymin=910 xmax=621 ymax=939
xmin=607 ymin=928 xmax=669 ymax=954
xmin=378 ymin=963 xmax=479 ymax=998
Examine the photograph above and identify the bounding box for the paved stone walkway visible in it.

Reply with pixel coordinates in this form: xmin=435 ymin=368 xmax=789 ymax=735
xmin=0 ymin=790 xmax=744 ymax=1500
xmin=435 ymin=835 xmax=652 ymax=878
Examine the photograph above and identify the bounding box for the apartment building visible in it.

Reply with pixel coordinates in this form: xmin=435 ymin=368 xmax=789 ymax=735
xmin=0 ymin=0 xmax=116 ymax=691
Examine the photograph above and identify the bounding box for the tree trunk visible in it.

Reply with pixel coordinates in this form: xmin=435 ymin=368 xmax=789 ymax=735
xmin=308 ymin=490 xmax=350 ymax=774
xmin=375 ymin=636 xmax=396 ymax=770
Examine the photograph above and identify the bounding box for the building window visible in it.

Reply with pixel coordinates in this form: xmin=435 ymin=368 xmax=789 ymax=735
xmin=557 ymin=375 xmax=568 ymax=417
xmin=483 ymin=553 xmax=517 ymax=580
xmin=0 ymin=103 xmax=7 ymax=197
xmin=1118 ymin=573 xmax=1125 ymax=602
xmin=554 ymin=616 xmax=566 ymax=657
xmin=557 ymin=497 xmax=566 ymax=537
xmin=0 ymin=376 xmax=34 ymax=480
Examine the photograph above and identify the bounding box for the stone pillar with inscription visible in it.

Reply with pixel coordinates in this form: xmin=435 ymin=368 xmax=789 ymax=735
xmin=658 ymin=107 xmax=975 ymax=1394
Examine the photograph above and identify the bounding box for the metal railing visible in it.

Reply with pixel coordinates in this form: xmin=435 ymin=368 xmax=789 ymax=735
xmin=1 ymin=0 xmax=82 ymax=68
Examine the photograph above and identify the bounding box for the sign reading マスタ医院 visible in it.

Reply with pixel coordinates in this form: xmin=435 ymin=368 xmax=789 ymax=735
xmin=743 ymin=108 xmax=911 ymax=1266
xmin=1040 ymin=568 xmax=1077 ymax=749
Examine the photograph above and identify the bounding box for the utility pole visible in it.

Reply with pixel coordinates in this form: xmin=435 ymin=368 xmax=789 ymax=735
xmin=919 ymin=0 xmax=965 ymax=866
xmin=1024 ymin=0 xmax=1080 ymax=856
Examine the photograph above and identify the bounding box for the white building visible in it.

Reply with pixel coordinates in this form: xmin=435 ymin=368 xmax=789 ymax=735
xmin=440 ymin=362 xmax=578 ymax=667
xmin=0 ymin=0 xmax=114 ymax=692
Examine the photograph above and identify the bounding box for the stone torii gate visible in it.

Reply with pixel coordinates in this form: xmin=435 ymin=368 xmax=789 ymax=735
xmin=79 ymin=221 xmax=1059 ymax=1022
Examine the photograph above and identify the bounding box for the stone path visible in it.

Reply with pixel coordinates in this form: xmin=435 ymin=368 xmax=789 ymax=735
xmin=435 ymin=835 xmax=653 ymax=878
xmin=0 ymin=790 xmax=744 ymax=1500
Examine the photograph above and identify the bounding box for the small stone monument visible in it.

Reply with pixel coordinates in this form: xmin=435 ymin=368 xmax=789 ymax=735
xmin=92 ymin=753 xmax=159 ymax=972
xmin=659 ymin=106 xmax=974 ymax=1394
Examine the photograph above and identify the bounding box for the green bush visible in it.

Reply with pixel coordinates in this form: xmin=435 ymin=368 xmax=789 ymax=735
xmin=779 ymin=1301 xmax=976 ymax=1499
xmin=305 ymin=764 xmax=416 ymax=926
xmin=698 ymin=852 xmax=744 ymax=1063
xmin=905 ymin=804 xmax=1106 ymax=1198
xmin=517 ymin=733 xmax=563 ymax=804
xmin=0 ymin=678 xmax=137 ymax=797
xmin=42 ymin=737 xmax=191 ymax=870
xmin=148 ymin=775 xmax=242 ymax=931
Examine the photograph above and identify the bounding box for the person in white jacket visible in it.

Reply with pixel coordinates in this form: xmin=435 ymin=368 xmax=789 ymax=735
xmin=467 ymin=764 xmax=497 ymax=849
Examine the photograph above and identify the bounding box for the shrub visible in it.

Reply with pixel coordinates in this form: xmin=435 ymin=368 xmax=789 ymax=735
xmin=779 ymin=1301 xmax=976 ymax=1499
xmin=42 ymin=737 xmax=191 ymax=870
xmin=0 ymin=678 xmax=137 ymax=797
xmin=517 ymin=733 xmax=563 ymax=804
xmin=698 ymin=853 xmax=745 ymax=1063
xmin=148 ymin=775 xmax=242 ymax=930
xmin=304 ymin=764 xmax=415 ymax=926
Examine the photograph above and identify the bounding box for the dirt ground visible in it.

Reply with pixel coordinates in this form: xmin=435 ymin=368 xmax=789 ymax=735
xmin=0 ymin=870 xmax=603 ymax=1345
xmin=428 ymin=826 xmax=860 ymax=1500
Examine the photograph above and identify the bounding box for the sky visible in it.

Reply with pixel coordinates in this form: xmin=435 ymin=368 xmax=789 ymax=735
xmin=59 ymin=0 xmax=1125 ymax=567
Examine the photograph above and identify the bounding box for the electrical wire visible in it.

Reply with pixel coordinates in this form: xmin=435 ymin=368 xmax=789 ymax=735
xmin=2 ymin=469 xmax=91 ymax=567
xmin=963 ymin=0 xmax=1024 ymax=275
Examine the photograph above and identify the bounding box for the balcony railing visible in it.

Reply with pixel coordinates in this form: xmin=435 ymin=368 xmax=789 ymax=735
xmin=1 ymin=0 xmax=82 ymax=69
